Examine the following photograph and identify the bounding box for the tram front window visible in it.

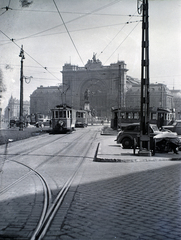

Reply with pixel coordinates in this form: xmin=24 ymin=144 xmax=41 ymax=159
xmin=59 ymin=111 xmax=66 ymax=118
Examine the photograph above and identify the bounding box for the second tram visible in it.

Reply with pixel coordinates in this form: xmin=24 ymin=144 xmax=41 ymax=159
xmin=75 ymin=110 xmax=88 ymax=127
xmin=111 ymin=107 xmax=174 ymax=130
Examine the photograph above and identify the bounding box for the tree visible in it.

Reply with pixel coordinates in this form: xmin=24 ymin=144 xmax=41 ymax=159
xmin=0 ymin=69 xmax=6 ymax=93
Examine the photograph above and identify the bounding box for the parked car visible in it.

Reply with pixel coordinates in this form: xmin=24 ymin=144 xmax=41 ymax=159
xmin=9 ymin=119 xmax=16 ymax=127
xmin=116 ymin=123 xmax=166 ymax=149
xmin=162 ymin=120 xmax=181 ymax=135
xmin=154 ymin=132 xmax=181 ymax=154
xmin=42 ymin=119 xmax=51 ymax=126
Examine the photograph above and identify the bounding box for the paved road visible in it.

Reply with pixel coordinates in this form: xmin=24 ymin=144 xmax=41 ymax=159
xmin=44 ymin=159 xmax=181 ymax=240
xmin=44 ymin=128 xmax=181 ymax=240
xmin=0 ymin=126 xmax=181 ymax=240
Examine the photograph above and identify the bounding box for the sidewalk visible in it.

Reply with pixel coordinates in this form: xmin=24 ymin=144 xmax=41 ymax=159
xmin=95 ymin=126 xmax=181 ymax=162
xmin=0 ymin=126 xmax=50 ymax=145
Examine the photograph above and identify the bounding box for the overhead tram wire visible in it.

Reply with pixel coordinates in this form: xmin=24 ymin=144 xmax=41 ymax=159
xmin=87 ymin=13 xmax=141 ymax=93
xmin=9 ymin=6 xmax=138 ymax=17
xmin=10 ymin=8 xmax=137 ymax=17
xmin=12 ymin=0 xmax=122 ymax=43
xmin=52 ymin=0 xmax=131 ymax=93
xmin=104 ymin=21 xmax=141 ymax=65
xmin=0 ymin=29 xmax=61 ymax=82
xmin=0 ymin=0 xmax=12 ymax=16
xmin=8 ymin=20 xmax=141 ymax=43
xmin=0 ymin=63 xmax=62 ymax=75
xmin=98 ymin=11 xmax=140 ymax=58
xmin=0 ymin=20 xmax=141 ymax=45
xmin=53 ymin=0 xmax=84 ymax=66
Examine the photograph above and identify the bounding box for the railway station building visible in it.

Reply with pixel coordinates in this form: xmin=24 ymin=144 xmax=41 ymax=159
xmin=30 ymin=56 xmax=130 ymax=120
xmin=29 ymin=56 xmax=176 ymax=123
xmin=61 ymin=55 xmax=128 ymax=120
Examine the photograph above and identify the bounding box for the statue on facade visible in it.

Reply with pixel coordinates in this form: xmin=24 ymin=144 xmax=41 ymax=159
xmin=92 ymin=53 xmax=97 ymax=62
xmin=84 ymin=89 xmax=90 ymax=102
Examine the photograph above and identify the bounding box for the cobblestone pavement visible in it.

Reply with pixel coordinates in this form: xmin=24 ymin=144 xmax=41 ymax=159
xmin=1 ymin=126 xmax=181 ymax=240
xmin=45 ymin=158 xmax=181 ymax=240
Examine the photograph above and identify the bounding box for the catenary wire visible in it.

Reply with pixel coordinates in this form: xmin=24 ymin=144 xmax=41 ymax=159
xmin=98 ymin=11 xmax=140 ymax=58
xmin=11 ymin=20 xmax=141 ymax=42
xmin=0 ymin=20 xmax=141 ymax=45
xmin=53 ymin=0 xmax=85 ymax=66
xmin=0 ymin=0 xmax=12 ymax=16
xmin=7 ymin=8 xmax=138 ymax=17
xmin=104 ymin=21 xmax=141 ymax=64
xmin=5 ymin=0 xmax=122 ymax=42
xmin=0 ymin=29 xmax=61 ymax=82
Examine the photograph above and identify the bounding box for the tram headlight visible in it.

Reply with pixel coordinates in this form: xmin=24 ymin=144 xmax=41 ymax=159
xmin=58 ymin=120 xmax=65 ymax=126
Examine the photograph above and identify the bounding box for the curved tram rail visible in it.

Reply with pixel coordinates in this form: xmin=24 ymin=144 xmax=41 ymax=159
xmin=0 ymin=128 xmax=97 ymax=240
xmin=31 ymin=153 xmax=85 ymax=240
xmin=31 ymin=130 xmax=97 ymax=240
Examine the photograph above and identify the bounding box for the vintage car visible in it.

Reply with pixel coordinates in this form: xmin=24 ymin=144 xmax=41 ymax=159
xmin=116 ymin=123 xmax=166 ymax=149
xmin=162 ymin=120 xmax=181 ymax=135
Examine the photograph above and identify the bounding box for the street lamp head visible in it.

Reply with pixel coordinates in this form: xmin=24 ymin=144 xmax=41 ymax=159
xmin=137 ymin=0 xmax=143 ymax=14
xmin=19 ymin=45 xmax=25 ymax=59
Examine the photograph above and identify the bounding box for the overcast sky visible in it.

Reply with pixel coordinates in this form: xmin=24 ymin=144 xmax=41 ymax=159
xmin=0 ymin=0 xmax=181 ymax=111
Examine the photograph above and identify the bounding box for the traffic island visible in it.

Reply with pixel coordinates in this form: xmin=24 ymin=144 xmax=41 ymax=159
xmin=94 ymin=135 xmax=181 ymax=162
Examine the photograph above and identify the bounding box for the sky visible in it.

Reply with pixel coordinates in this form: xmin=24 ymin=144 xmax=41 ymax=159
xmin=0 ymin=0 xmax=181 ymax=112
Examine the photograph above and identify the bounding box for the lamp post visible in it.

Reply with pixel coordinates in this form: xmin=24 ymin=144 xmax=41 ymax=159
xmin=19 ymin=45 xmax=25 ymax=131
xmin=8 ymin=107 xmax=10 ymax=128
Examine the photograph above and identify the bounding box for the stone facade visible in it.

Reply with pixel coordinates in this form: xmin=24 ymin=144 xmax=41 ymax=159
xmin=61 ymin=56 xmax=128 ymax=119
xmin=29 ymin=57 xmax=179 ymax=121
xmin=4 ymin=96 xmax=30 ymax=120
xmin=30 ymin=85 xmax=63 ymax=118
xmin=126 ymin=83 xmax=173 ymax=110
xmin=171 ymin=89 xmax=181 ymax=119
xmin=0 ymin=69 xmax=6 ymax=128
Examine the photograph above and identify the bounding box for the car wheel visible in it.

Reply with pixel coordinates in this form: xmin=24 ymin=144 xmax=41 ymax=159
xmin=122 ymin=137 xmax=133 ymax=149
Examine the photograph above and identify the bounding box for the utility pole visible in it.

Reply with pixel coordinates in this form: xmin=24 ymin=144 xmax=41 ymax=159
xmin=137 ymin=0 xmax=151 ymax=156
xmin=19 ymin=45 xmax=25 ymax=131
xmin=118 ymin=64 xmax=121 ymax=130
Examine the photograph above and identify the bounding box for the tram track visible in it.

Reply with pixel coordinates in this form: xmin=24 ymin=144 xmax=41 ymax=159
xmin=9 ymin=160 xmax=52 ymax=234
xmin=31 ymin=130 xmax=99 ymax=240
xmin=0 ymin=129 xmax=92 ymax=196
xmin=0 ymin=127 xmax=99 ymax=239
xmin=0 ymin=132 xmax=69 ymax=156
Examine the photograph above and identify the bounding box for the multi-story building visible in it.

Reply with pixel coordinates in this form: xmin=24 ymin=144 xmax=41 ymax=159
xmin=29 ymin=57 xmax=179 ymax=126
xmin=170 ymin=89 xmax=181 ymax=119
xmin=4 ymin=96 xmax=30 ymax=121
xmin=30 ymin=85 xmax=63 ymax=118
xmin=0 ymin=69 xmax=6 ymax=128
xmin=61 ymin=55 xmax=128 ymax=119
xmin=30 ymin=56 xmax=128 ymax=120
xmin=125 ymin=83 xmax=173 ymax=110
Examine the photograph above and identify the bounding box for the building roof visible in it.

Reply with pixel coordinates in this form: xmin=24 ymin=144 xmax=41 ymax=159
xmin=30 ymin=85 xmax=62 ymax=96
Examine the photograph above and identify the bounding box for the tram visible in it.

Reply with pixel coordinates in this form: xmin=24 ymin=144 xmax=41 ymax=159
xmin=51 ymin=105 xmax=88 ymax=133
xmin=111 ymin=107 xmax=174 ymax=130
xmin=75 ymin=110 xmax=88 ymax=127
xmin=51 ymin=105 xmax=76 ymax=133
